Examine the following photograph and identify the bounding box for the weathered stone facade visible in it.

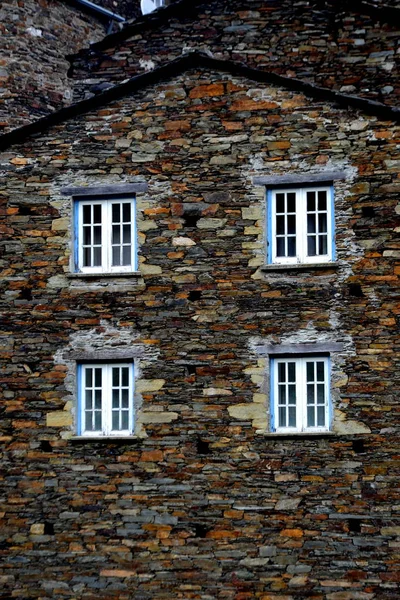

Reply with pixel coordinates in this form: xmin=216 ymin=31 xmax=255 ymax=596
xmin=71 ymin=0 xmax=400 ymax=107
xmin=0 ymin=51 xmax=399 ymax=598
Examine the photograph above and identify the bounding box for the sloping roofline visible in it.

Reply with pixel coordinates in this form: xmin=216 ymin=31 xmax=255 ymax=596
xmin=69 ymin=0 xmax=400 ymax=57
xmin=1 ymin=51 xmax=399 ymax=151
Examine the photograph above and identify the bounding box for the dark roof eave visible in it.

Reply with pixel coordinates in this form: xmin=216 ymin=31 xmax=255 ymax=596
xmin=1 ymin=51 xmax=399 ymax=152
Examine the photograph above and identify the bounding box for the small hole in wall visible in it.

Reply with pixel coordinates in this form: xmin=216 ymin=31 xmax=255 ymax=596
xmin=349 ymin=283 xmax=363 ymax=297
xmin=352 ymin=439 xmax=365 ymax=454
xmin=40 ymin=440 xmax=53 ymax=452
xmin=44 ymin=522 xmax=55 ymax=535
xmin=184 ymin=214 xmax=200 ymax=228
xmin=193 ymin=524 xmax=209 ymax=538
xmin=185 ymin=364 xmax=197 ymax=375
xmin=348 ymin=519 xmax=361 ymax=533
xmin=362 ymin=206 xmax=375 ymax=218
xmin=188 ymin=290 xmax=202 ymax=302
xmin=19 ymin=287 xmax=33 ymax=301
xmin=196 ymin=438 xmax=211 ymax=455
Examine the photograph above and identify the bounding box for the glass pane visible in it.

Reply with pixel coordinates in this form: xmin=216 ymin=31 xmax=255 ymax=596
xmin=276 ymin=215 xmax=285 ymax=235
xmin=94 ymin=412 xmax=102 ymax=431
xmin=122 ymin=203 xmax=131 ymax=222
xmin=121 ymin=389 xmax=129 ymax=408
xmin=112 ymin=368 xmax=119 ymax=387
xmin=307 ymin=191 xmax=316 ymax=211
xmin=112 ymin=225 xmax=121 ymax=245
xmin=85 ymin=412 xmax=93 ymax=431
xmin=93 ymin=247 xmax=102 ymax=267
xmin=276 ymin=193 xmax=285 ymax=213
xmin=83 ymin=205 xmax=91 ymax=224
xmin=318 ymin=191 xmax=327 ymax=211
xmin=288 ymin=406 xmax=296 ymax=427
xmin=112 ymin=389 xmax=119 ymax=409
xmin=278 ymin=363 xmax=286 ymax=383
xmin=287 ymin=236 xmax=296 ymax=256
xmin=317 ymin=406 xmax=325 ymax=427
xmin=307 ymin=383 xmax=314 ymax=405
xmin=121 ymin=411 xmax=129 ymax=430
xmin=276 ymin=238 xmax=285 ymax=257
xmin=122 ymin=368 xmax=129 ymax=387
xmin=94 ymin=368 xmax=102 ymax=387
xmin=287 ymin=193 xmax=296 ymax=213
xmin=288 ymin=362 xmax=296 ymax=382
xmin=307 ymin=214 xmax=316 ymax=234
xmin=112 ymin=246 xmax=120 ymax=267
xmin=85 ymin=368 xmax=92 ymax=387
xmin=93 ymin=226 xmax=102 ymax=245
xmin=83 ymin=247 xmax=91 ymax=267
xmin=317 ymin=384 xmax=325 ymax=404
xmin=319 ymin=235 xmax=327 ymax=255
xmin=279 ymin=406 xmax=286 ymax=427
xmin=318 ymin=213 xmax=327 ymax=234
xmin=85 ymin=389 xmax=92 ymax=410
xmin=288 ymin=384 xmax=296 ymax=405
xmin=83 ymin=226 xmax=91 ymax=245
xmin=278 ymin=386 xmax=286 ymax=405
xmin=308 ymin=235 xmax=316 ymax=256
xmin=287 ymin=215 xmax=296 ymax=235
xmin=306 ymin=362 xmax=314 ymax=382
xmin=122 ymin=246 xmax=131 ymax=266
xmin=112 ymin=203 xmax=120 ymax=223
xmin=307 ymin=406 xmax=315 ymax=427
xmin=123 ymin=225 xmax=131 ymax=243
xmin=316 ymin=362 xmax=325 ymax=381
xmin=93 ymin=205 xmax=102 ymax=224
xmin=94 ymin=390 xmax=102 ymax=409
xmin=112 ymin=411 xmax=119 ymax=431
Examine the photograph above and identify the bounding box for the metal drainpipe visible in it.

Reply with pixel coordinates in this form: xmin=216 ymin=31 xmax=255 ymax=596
xmin=70 ymin=0 xmax=125 ymax=32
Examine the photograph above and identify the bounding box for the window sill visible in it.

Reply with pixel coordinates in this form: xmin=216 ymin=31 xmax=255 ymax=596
xmin=69 ymin=436 xmax=142 ymax=444
xmin=257 ymin=431 xmax=337 ymax=440
xmin=261 ymin=262 xmax=339 ymax=272
xmin=67 ymin=271 xmax=142 ymax=279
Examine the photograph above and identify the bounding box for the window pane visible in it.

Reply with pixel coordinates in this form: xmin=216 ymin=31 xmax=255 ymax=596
xmin=288 ymin=362 xmax=296 ymax=382
xmin=112 ymin=203 xmax=120 ymax=223
xmin=123 ymin=225 xmax=131 ymax=243
xmin=279 ymin=406 xmax=286 ymax=427
xmin=288 ymin=384 xmax=296 ymax=405
xmin=287 ymin=193 xmax=296 ymax=213
xmin=112 ymin=368 xmax=119 ymax=387
xmin=307 ymin=236 xmax=316 ymax=256
xmin=83 ymin=205 xmax=91 ymax=224
xmin=93 ymin=205 xmax=102 ymax=224
xmin=307 ymin=406 xmax=315 ymax=427
xmin=307 ymin=383 xmax=314 ymax=405
xmin=85 ymin=368 xmax=92 ymax=387
xmin=93 ymin=226 xmax=102 ymax=245
xmin=122 ymin=368 xmax=129 ymax=387
xmin=112 ymin=246 xmax=120 ymax=266
xmin=288 ymin=406 xmax=296 ymax=427
xmin=317 ymin=384 xmax=325 ymax=404
xmin=93 ymin=247 xmax=102 ymax=267
xmin=307 ymin=191 xmax=316 ymax=211
xmin=276 ymin=238 xmax=285 ymax=257
xmin=122 ymin=203 xmax=131 ymax=222
xmin=278 ymin=363 xmax=286 ymax=383
xmin=112 ymin=389 xmax=119 ymax=409
xmin=276 ymin=193 xmax=285 ymax=213
xmin=83 ymin=247 xmax=91 ymax=267
xmin=276 ymin=215 xmax=285 ymax=235
xmin=85 ymin=389 xmax=92 ymax=410
xmin=318 ymin=191 xmax=327 ymax=211
xmin=94 ymin=390 xmax=102 ymax=410
xmin=121 ymin=389 xmax=129 ymax=408
xmin=316 ymin=362 xmax=325 ymax=381
xmin=287 ymin=215 xmax=296 ymax=235
xmin=112 ymin=411 xmax=119 ymax=431
xmin=112 ymin=225 xmax=121 ymax=245
xmin=319 ymin=235 xmax=327 ymax=255
xmin=85 ymin=412 xmax=93 ymax=431
xmin=94 ymin=368 xmax=102 ymax=387
xmin=287 ymin=236 xmax=296 ymax=257
xmin=83 ymin=226 xmax=91 ymax=245
xmin=94 ymin=412 xmax=102 ymax=431
xmin=121 ymin=411 xmax=129 ymax=430
xmin=122 ymin=246 xmax=131 ymax=266
xmin=318 ymin=213 xmax=327 ymax=233
xmin=278 ymin=385 xmax=286 ymax=405
xmin=306 ymin=362 xmax=314 ymax=382
xmin=307 ymin=214 xmax=316 ymax=234
xmin=317 ymin=406 xmax=325 ymax=427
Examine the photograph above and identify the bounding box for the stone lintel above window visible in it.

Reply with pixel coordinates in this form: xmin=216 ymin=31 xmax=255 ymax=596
xmin=256 ymin=342 xmax=345 ymax=356
xmin=69 ymin=349 xmax=141 ymax=361
xmin=61 ymin=183 xmax=148 ymax=197
xmin=253 ymin=171 xmax=346 ymax=187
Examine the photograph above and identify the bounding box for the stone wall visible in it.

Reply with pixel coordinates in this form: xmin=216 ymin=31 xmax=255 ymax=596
xmin=71 ymin=0 xmax=400 ymax=108
xmin=0 ymin=0 xmax=107 ymax=133
xmin=0 ymin=66 xmax=399 ymax=598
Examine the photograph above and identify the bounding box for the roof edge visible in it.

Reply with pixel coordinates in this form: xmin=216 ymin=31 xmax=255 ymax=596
xmin=1 ymin=51 xmax=399 ymax=152
xmin=69 ymin=0 xmax=400 ymax=58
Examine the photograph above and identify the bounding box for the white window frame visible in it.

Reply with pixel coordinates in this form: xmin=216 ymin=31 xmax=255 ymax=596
xmin=268 ymin=186 xmax=334 ymax=264
xmin=271 ymin=356 xmax=331 ymax=433
xmin=78 ymin=362 xmax=135 ymax=437
xmin=74 ymin=196 xmax=137 ymax=274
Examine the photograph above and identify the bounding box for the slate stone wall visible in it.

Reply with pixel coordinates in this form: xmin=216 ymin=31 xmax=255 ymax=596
xmin=0 ymin=0 xmax=106 ymax=133
xmin=71 ymin=0 xmax=400 ymax=108
xmin=0 ymin=68 xmax=399 ymax=598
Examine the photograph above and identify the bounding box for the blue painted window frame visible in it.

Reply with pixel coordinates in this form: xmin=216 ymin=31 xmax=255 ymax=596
xmin=266 ymin=185 xmax=335 ymax=264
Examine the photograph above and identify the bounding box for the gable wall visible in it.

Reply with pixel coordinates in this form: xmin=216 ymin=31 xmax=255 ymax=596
xmin=72 ymin=0 xmax=400 ymax=107
xmin=0 ymin=69 xmax=399 ymax=598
